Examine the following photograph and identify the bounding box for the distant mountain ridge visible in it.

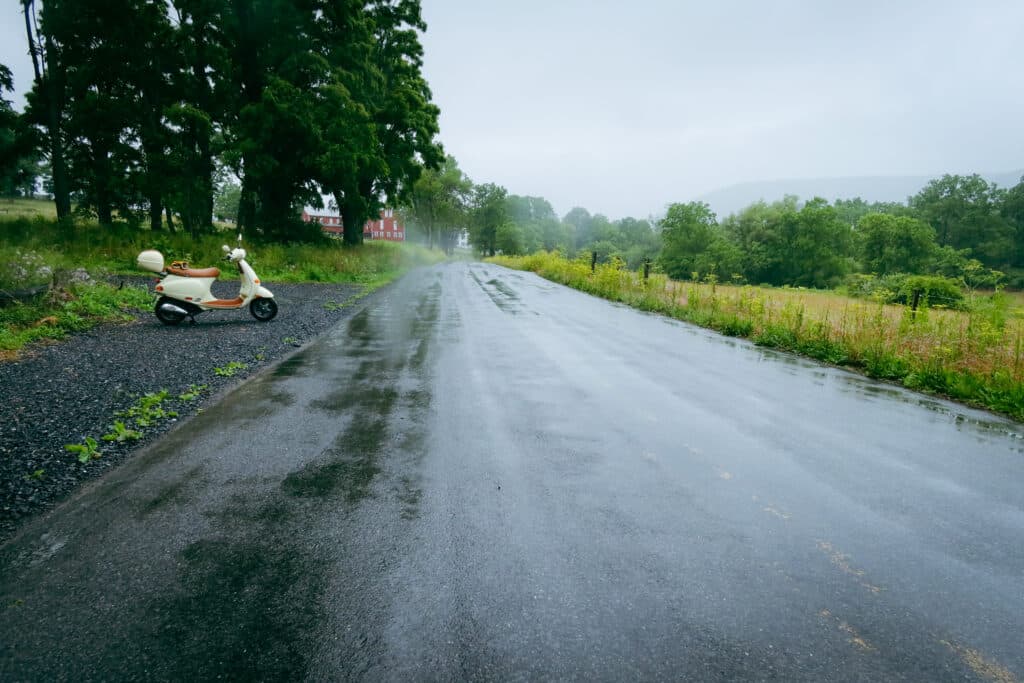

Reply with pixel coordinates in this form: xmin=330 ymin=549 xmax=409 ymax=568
xmin=697 ymin=170 xmax=1024 ymax=219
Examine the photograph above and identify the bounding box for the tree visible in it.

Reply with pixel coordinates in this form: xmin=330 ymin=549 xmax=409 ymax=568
xmin=166 ymin=0 xmax=231 ymax=235
xmin=563 ymin=206 xmax=593 ymax=251
xmin=857 ymin=213 xmax=937 ymax=275
xmin=0 ymin=64 xmax=38 ymax=197
xmin=329 ymin=0 xmax=442 ymax=245
xmin=405 ymin=154 xmax=472 ymax=251
xmin=213 ymin=179 xmax=242 ymax=222
xmin=722 ymin=197 xmax=795 ymax=284
xmin=783 ymin=198 xmax=852 ymax=287
xmin=494 ymin=222 xmax=524 ymax=255
xmin=910 ymin=174 xmax=1013 ymax=268
xmin=21 ymin=0 xmax=72 ymax=219
xmin=1001 ymin=177 xmax=1024 ymax=270
xmin=615 ymin=217 xmax=661 ymax=269
xmin=657 ymin=201 xmax=718 ymax=279
xmin=469 ymin=183 xmax=507 ymax=256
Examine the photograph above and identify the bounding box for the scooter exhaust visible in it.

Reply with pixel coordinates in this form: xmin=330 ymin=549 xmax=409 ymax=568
xmin=158 ymin=302 xmax=188 ymax=317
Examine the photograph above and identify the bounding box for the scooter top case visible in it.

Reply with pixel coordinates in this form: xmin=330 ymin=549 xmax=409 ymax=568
xmin=136 ymin=249 xmax=164 ymax=273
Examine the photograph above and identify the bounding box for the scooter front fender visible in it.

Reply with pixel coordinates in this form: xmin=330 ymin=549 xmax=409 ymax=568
xmin=255 ymin=286 xmax=274 ymax=299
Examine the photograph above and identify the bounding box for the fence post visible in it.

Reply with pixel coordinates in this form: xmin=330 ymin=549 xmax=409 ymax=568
xmin=591 ymin=251 xmax=597 ymax=272
xmin=911 ymin=288 xmax=922 ymax=317
xmin=643 ymin=258 xmax=650 ymax=281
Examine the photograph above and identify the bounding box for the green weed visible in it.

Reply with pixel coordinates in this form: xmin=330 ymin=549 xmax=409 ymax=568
xmin=178 ymin=384 xmax=208 ymax=401
xmin=116 ymin=390 xmax=176 ymax=427
xmin=213 ymin=361 xmax=247 ymax=377
xmin=65 ymin=436 xmax=102 ymax=463
xmin=101 ymin=420 xmax=142 ymax=443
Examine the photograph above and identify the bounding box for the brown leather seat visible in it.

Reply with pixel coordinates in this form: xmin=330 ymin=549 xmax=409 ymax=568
xmin=167 ymin=266 xmax=220 ymax=278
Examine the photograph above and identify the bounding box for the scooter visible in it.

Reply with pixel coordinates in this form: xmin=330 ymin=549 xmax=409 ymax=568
xmin=136 ymin=236 xmax=277 ymax=325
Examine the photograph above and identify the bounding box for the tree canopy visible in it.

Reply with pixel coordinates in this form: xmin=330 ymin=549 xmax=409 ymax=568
xmin=16 ymin=0 xmax=442 ymax=241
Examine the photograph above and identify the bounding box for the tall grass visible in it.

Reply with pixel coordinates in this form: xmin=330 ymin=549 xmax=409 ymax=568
xmin=493 ymin=251 xmax=1024 ymax=421
xmin=0 ymin=215 xmax=442 ymax=287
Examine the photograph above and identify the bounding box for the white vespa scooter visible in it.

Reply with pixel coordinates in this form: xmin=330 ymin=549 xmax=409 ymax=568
xmin=137 ymin=237 xmax=277 ymax=325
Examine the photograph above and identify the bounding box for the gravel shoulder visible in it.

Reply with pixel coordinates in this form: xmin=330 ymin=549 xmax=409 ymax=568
xmin=0 ymin=278 xmax=370 ymax=543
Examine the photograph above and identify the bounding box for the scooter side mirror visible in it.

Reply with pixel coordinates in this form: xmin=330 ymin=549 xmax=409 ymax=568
xmin=222 ymin=245 xmax=230 ymax=253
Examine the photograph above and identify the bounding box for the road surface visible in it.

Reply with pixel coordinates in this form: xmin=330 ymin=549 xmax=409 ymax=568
xmin=2 ymin=262 xmax=1022 ymax=681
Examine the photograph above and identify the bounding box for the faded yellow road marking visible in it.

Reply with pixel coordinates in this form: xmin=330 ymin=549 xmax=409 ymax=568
xmin=819 ymin=609 xmax=876 ymax=652
xmin=817 ymin=541 xmax=883 ymax=594
xmin=941 ymin=639 xmax=1019 ymax=683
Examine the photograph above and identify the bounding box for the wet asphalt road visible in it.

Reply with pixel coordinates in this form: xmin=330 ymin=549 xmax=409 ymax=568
xmin=2 ymin=262 xmax=1023 ymax=682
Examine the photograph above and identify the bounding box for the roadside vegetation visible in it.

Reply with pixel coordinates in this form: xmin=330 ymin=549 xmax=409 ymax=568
xmin=493 ymin=252 xmax=1024 ymax=421
xmin=0 ymin=206 xmax=442 ymax=358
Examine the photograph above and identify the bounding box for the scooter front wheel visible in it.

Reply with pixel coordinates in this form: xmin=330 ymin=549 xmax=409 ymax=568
xmin=155 ymin=296 xmax=187 ymax=326
xmin=250 ymin=297 xmax=278 ymax=322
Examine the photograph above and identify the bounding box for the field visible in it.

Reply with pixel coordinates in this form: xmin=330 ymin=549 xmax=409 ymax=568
xmin=492 ymin=252 xmax=1024 ymax=421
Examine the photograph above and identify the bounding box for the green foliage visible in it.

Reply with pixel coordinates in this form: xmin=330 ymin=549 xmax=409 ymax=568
xmin=20 ymin=0 xmax=441 ymax=240
xmin=116 ymin=390 xmax=176 ymax=427
xmin=102 ymin=420 xmax=142 ymax=443
xmin=468 ymin=183 xmax=508 ymax=256
xmin=213 ymin=181 xmax=242 ymax=223
xmin=657 ymin=201 xmax=718 ymax=279
xmin=178 ymin=384 xmax=208 ymax=401
xmin=0 ymin=275 xmax=152 ymax=353
xmin=65 ymin=436 xmax=101 ymax=463
xmin=494 ymin=222 xmax=525 ymax=256
xmin=844 ymin=273 xmax=966 ymax=309
xmin=404 ymin=155 xmax=472 ymax=252
xmin=910 ymin=174 xmax=1013 ymax=268
xmin=213 ymin=361 xmax=247 ymax=377
xmin=857 ymin=213 xmax=937 ymax=275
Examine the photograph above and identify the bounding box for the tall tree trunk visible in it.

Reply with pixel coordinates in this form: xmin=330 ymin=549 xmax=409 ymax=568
xmin=340 ymin=203 xmax=364 ymax=246
xmin=24 ymin=7 xmax=72 ymax=221
xmin=238 ymin=174 xmax=257 ymax=235
xmin=165 ymin=205 xmax=175 ymax=232
xmin=149 ymin=194 xmax=163 ymax=231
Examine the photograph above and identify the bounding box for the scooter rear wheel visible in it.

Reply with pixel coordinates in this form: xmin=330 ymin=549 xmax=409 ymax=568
xmin=155 ymin=296 xmax=187 ymax=326
xmin=250 ymin=297 xmax=278 ymax=321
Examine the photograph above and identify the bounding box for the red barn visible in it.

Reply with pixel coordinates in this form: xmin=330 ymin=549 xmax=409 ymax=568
xmin=301 ymin=207 xmax=405 ymax=241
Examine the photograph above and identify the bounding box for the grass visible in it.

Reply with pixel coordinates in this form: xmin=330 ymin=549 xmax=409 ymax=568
xmin=0 ymin=208 xmax=444 ymax=357
xmin=0 ymin=281 xmax=153 ymax=357
xmin=0 ymin=197 xmax=59 ymax=220
xmin=492 ymin=251 xmax=1024 ymax=421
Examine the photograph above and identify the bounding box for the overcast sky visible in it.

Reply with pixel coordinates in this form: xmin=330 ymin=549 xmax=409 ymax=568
xmin=419 ymin=0 xmax=1024 ymax=218
xmin=2 ymin=2 xmax=1022 ymax=219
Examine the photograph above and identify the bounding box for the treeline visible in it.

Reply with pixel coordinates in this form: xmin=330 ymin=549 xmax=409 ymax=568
xmin=413 ymin=166 xmax=1024 ymax=290
xmin=1 ymin=0 xmax=441 ymax=243
xmin=403 ymin=156 xmax=660 ymax=267
xmin=659 ymin=174 xmax=1024 ymax=290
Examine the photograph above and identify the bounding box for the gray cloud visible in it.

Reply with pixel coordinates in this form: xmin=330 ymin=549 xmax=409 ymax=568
xmin=420 ymin=0 xmax=1024 ymax=218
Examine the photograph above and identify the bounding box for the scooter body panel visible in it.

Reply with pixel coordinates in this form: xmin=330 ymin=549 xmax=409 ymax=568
xmin=158 ymin=274 xmax=216 ymax=305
